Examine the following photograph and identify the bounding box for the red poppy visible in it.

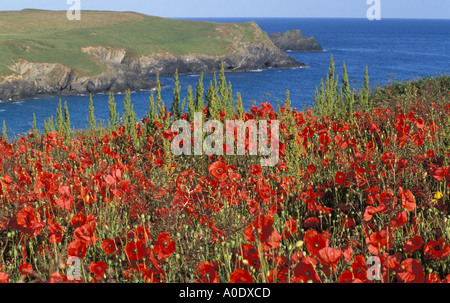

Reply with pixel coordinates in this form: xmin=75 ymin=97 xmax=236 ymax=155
xmin=267 ymin=267 xmax=289 ymax=283
xmin=208 ymin=161 xmax=228 ymax=181
xmin=399 ymin=187 xmax=416 ymax=212
xmin=67 ymin=239 xmax=87 ymax=259
xmin=16 ymin=206 xmax=38 ymax=229
xmin=19 ymin=262 xmax=33 ymax=275
xmin=48 ymin=272 xmax=67 ymax=283
xmin=1 ymin=174 xmax=13 ymax=184
xmin=142 ymin=266 xmax=166 ymax=283
xmin=34 ymin=172 xmax=58 ymax=200
xmin=196 ymin=261 xmax=220 ymax=283
xmin=430 ymin=165 xmax=448 ymax=182
xmin=228 ymin=171 xmax=241 ymax=182
xmin=134 ymin=226 xmax=151 ymax=243
xmin=229 ymin=268 xmax=253 ymax=283
xmin=342 ymin=217 xmax=355 ymax=229
xmin=55 ymin=185 xmax=73 ymax=210
xmin=125 ymin=240 xmax=145 ymax=261
xmin=153 ymin=232 xmax=176 ymax=260
xmin=79 ymin=186 xmax=96 ymax=204
xmin=403 ymin=235 xmax=423 ymax=254
xmin=322 ymin=158 xmax=331 ymax=167
xmin=426 ymin=273 xmax=441 ymax=283
xmin=304 ymin=229 xmax=329 ymax=256
xmin=246 ymin=254 xmax=261 ymax=271
xmin=429 ymin=121 xmax=440 ymax=134
xmin=424 ymin=238 xmax=450 ymax=260
xmin=292 ymin=258 xmax=320 ymax=283
xmin=304 ymin=217 xmax=319 ymax=229
xmin=379 ymin=252 xmax=402 ymax=283
xmin=161 ymin=129 xmax=173 ymax=140
xmin=363 ymin=206 xmax=378 ymax=222
xmin=236 ymin=243 xmax=260 ymax=270
xmin=249 ymin=165 xmax=263 ymax=176
xmin=351 ymin=255 xmax=368 ymax=282
xmin=316 ymin=247 xmax=343 ymax=273
xmin=335 ymin=171 xmax=346 ymax=185
xmin=258 ymin=186 xmax=274 ymax=202
xmin=338 ymin=270 xmax=355 ymax=283
xmin=74 ymin=224 xmax=98 ymax=246
xmin=68 ymin=152 xmax=77 ymax=161
xmin=247 ymin=198 xmax=259 ymax=214
xmin=70 ymin=213 xmax=87 ymax=228
xmin=379 ymin=191 xmax=396 ymax=209
xmin=303 ymin=126 xmax=314 ymax=138
xmin=411 ymin=133 xmax=425 ymax=146
xmin=381 ymin=151 xmax=395 ymax=168
xmin=243 ymin=215 xmax=269 ymax=244
xmin=0 ymin=272 xmax=8 ymax=283
xmin=282 ymin=217 xmax=298 ymax=239
xmin=89 ymin=261 xmax=107 ymax=278
xmin=105 ymin=174 xmax=116 ymax=186
xmin=319 ymin=131 xmax=331 ymax=147
xmin=307 ymin=164 xmax=316 ymax=175
xmin=396 ymin=258 xmax=425 ymax=283
xmin=101 ymin=238 xmax=117 ymax=255
xmin=390 ymin=211 xmax=408 ymax=230
xmin=243 ymin=214 xmax=280 ymax=251
xmin=365 ymin=229 xmax=393 ymax=255
xmin=48 ymin=223 xmax=63 ymax=244
xmin=128 ymin=264 xmax=162 ymax=283
xmin=342 ymin=246 xmax=353 ymax=263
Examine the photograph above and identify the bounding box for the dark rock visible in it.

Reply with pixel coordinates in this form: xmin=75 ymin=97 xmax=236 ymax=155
xmin=269 ymin=29 xmax=323 ymax=52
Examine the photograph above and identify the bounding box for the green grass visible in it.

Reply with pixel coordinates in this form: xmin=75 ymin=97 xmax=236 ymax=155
xmin=0 ymin=9 xmax=261 ymax=78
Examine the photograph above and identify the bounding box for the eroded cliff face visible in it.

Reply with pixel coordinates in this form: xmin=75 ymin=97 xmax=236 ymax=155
xmin=0 ymin=22 xmax=304 ymax=101
xmin=0 ymin=61 xmax=73 ymax=101
xmin=0 ymin=57 xmax=156 ymax=101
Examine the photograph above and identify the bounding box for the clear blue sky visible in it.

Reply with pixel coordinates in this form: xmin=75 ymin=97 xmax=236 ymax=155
xmin=1 ymin=0 xmax=449 ymax=19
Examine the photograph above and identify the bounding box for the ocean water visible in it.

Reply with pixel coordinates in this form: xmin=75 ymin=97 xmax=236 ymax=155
xmin=1 ymin=18 xmax=449 ymax=136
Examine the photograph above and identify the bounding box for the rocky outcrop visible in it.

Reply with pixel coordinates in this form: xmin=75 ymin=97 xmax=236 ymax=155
xmin=269 ymin=30 xmax=323 ymax=52
xmin=0 ymin=58 xmax=156 ymax=101
xmin=132 ymin=43 xmax=304 ymax=76
xmin=0 ymin=22 xmax=305 ymax=102
xmin=0 ymin=57 xmax=157 ymax=102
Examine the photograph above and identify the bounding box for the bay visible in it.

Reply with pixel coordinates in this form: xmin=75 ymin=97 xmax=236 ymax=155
xmin=1 ymin=18 xmax=449 ymax=136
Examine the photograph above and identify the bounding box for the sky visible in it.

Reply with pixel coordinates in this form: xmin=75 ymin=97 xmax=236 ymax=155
xmin=0 ymin=0 xmax=449 ymax=19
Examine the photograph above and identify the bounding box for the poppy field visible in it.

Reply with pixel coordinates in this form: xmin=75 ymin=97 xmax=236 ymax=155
xmin=0 ymin=61 xmax=450 ymax=283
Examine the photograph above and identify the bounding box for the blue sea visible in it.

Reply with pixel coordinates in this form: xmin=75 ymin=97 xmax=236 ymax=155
xmin=1 ymin=18 xmax=449 ymax=136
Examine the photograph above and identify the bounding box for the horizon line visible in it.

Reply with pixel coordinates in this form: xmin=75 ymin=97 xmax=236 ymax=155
xmin=175 ymin=16 xmax=450 ymax=20
xmin=1 ymin=8 xmax=448 ymax=20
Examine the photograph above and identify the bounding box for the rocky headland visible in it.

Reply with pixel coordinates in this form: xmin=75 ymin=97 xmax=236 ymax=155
xmin=0 ymin=21 xmax=305 ymax=102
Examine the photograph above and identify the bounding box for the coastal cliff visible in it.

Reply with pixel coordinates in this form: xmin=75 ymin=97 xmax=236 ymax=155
xmin=0 ymin=10 xmax=304 ymax=101
xmin=0 ymin=42 xmax=303 ymax=102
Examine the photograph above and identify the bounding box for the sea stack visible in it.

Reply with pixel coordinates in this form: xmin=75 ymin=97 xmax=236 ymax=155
xmin=269 ymin=29 xmax=323 ymax=52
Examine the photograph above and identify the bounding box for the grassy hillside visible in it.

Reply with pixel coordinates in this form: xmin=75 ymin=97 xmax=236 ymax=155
xmin=0 ymin=9 xmax=261 ymax=78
